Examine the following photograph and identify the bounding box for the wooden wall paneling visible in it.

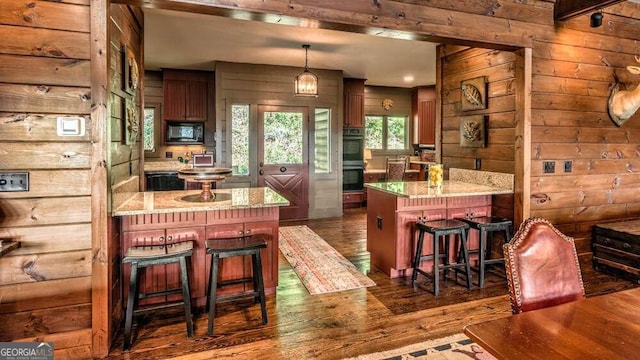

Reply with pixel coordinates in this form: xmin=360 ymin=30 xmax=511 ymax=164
xmin=0 ymin=251 xmax=91 ymax=285
xmin=0 ymin=277 xmax=91 ymax=314
xmin=0 ymin=24 xmax=90 ymax=59
xmin=0 ymin=223 xmax=91 ymax=255
xmin=0 ymin=113 xmax=91 ymax=142
xmin=0 ymin=0 xmax=90 ymax=31
xmin=0 ymin=170 xmax=90 ymax=198
xmin=0 ymin=304 xmax=91 ymax=341
xmin=14 ymin=329 xmax=92 ymax=352
xmin=0 ymin=83 xmax=91 ymax=114
xmin=0 ymin=143 xmax=91 ymax=169
xmin=514 ymin=47 xmax=532 ymax=228
xmin=1 ymin=197 xmax=91 ymax=226
xmin=0 ymin=54 xmax=91 ymax=87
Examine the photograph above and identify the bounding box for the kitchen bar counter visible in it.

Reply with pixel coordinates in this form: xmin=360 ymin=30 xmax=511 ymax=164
xmin=366 ymin=168 xmax=514 ymax=278
xmin=113 ymin=187 xmax=289 ymax=216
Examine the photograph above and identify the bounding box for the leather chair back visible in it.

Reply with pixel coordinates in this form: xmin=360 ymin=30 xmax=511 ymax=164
xmin=504 ymin=217 xmax=585 ymax=314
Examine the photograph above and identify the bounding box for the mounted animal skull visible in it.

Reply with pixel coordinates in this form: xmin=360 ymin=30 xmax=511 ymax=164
xmin=608 ymin=56 xmax=640 ymax=127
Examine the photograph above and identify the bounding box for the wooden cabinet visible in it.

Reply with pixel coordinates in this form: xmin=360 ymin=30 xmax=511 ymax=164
xmin=343 ymin=191 xmax=364 ymax=209
xmin=120 ymin=208 xmax=279 ymax=308
xmin=205 ymin=220 xmax=279 ymax=292
xmin=593 ymin=220 xmax=640 ymax=282
xmin=412 ymin=86 xmax=436 ymax=145
xmin=163 ymin=70 xmax=208 ymax=122
xmin=366 ymin=189 xmax=491 ymax=278
xmin=343 ymin=78 xmax=365 ymax=128
xmin=404 ymin=170 xmax=419 ymax=181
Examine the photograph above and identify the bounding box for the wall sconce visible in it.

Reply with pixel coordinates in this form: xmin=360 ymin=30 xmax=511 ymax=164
xmin=590 ymin=10 xmax=603 ymax=28
xmin=294 ymin=44 xmax=318 ymax=97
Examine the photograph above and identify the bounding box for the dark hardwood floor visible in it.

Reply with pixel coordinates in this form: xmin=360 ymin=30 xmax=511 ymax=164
xmin=106 ymin=208 xmax=638 ymax=359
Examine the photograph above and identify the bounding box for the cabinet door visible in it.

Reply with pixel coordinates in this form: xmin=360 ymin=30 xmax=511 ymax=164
xmin=166 ymin=227 xmax=206 ymax=300
xmin=205 ymin=223 xmax=246 ymax=295
xmin=345 ymin=92 xmax=364 ymax=127
xmin=418 ymin=99 xmax=436 ymax=145
xmin=163 ymin=80 xmax=186 ymax=120
xmin=185 ymin=81 xmax=207 ymax=120
xmin=245 ymin=221 xmax=279 ymax=289
xmin=122 ymin=229 xmax=168 ymax=306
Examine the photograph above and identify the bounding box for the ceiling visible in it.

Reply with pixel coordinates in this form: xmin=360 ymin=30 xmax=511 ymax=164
xmin=143 ymin=8 xmax=438 ymax=88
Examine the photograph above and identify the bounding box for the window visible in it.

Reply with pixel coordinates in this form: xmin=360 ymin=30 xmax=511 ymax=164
xmin=231 ymin=104 xmax=250 ymax=175
xmin=364 ymin=115 xmax=408 ymax=150
xmin=143 ymin=107 xmax=156 ymax=151
xmin=314 ymin=108 xmax=331 ymax=173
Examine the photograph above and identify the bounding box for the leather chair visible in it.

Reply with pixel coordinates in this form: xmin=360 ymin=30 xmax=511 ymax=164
xmin=504 ymin=217 xmax=585 ymax=314
xmin=385 ymin=157 xmax=407 ymax=181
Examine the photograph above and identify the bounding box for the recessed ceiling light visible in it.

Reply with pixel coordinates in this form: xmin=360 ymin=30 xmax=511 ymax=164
xmin=403 ymin=75 xmax=414 ymax=83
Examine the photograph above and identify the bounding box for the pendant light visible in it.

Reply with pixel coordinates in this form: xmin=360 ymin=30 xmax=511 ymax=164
xmin=294 ymin=44 xmax=318 ymax=97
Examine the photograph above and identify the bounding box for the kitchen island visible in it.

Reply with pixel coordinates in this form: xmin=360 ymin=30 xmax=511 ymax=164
xmin=365 ymin=168 xmax=514 ymax=278
xmin=113 ymin=187 xmax=289 ymax=307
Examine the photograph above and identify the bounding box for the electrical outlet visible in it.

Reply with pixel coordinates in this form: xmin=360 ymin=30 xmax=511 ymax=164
xmin=166 ymin=151 xmax=173 ymax=158
xmin=377 ymin=216 xmax=383 ymax=230
xmin=564 ymin=160 xmax=572 ymax=173
xmin=0 ymin=172 xmax=29 ymax=192
xmin=543 ymin=161 xmax=555 ymax=174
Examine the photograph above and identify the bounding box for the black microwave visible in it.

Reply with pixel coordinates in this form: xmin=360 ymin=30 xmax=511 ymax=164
xmin=165 ymin=122 xmax=204 ymax=144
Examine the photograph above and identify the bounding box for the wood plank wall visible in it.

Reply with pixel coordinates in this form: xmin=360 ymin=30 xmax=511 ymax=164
xmin=107 ymin=3 xmax=143 ymax=353
xmin=214 ymin=61 xmax=344 ymax=218
xmin=440 ymin=47 xmax=517 ymax=221
xmin=529 ymin=2 xmax=640 ymax=253
xmin=0 ymin=0 xmax=93 ymax=357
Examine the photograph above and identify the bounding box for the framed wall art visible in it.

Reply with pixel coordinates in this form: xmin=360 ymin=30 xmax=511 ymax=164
xmin=124 ymin=98 xmax=139 ymax=145
xmin=460 ymin=76 xmax=487 ymax=111
xmin=122 ymin=44 xmax=139 ymax=95
xmin=460 ymin=115 xmax=487 ymax=148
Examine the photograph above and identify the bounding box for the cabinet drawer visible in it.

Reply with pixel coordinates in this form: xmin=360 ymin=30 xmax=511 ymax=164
xmin=364 ymin=173 xmax=384 ymax=183
xmin=343 ymin=192 xmax=364 ymax=204
xmin=593 ymin=234 xmax=640 ymax=255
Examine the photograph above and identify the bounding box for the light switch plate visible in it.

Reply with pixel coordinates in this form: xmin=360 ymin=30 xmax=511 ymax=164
xmin=57 ymin=116 xmax=85 ymax=136
xmin=0 ymin=172 xmax=29 ymax=192
xmin=543 ymin=161 xmax=555 ymax=174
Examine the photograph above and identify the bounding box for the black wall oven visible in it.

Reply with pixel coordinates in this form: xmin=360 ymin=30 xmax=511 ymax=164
xmin=343 ymin=128 xmax=365 ymax=191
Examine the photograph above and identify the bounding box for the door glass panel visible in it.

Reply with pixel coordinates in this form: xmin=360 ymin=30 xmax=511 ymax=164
xmin=231 ymin=104 xmax=250 ymax=175
xmin=263 ymin=111 xmax=303 ymax=164
xmin=314 ymin=108 xmax=331 ymax=173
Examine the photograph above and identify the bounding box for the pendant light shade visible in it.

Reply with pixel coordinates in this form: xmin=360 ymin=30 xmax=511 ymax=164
xmin=294 ymin=44 xmax=318 ymax=97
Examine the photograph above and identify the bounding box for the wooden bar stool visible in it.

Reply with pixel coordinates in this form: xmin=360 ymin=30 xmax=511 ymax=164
xmin=459 ymin=216 xmax=512 ymax=288
xmin=122 ymin=241 xmax=194 ymax=351
xmin=206 ymin=235 xmax=268 ymax=336
xmin=412 ymin=219 xmax=472 ymax=295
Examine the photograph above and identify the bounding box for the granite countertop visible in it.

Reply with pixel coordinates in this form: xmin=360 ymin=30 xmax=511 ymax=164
xmin=113 ymin=187 xmax=289 ymax=216
xmin=144 ymin=160 xmax=187 ymax=172
xmin=365 ymin=168 xmax=419 ymax=174
xmin=364 ymin=168 xmax=514 ymax=199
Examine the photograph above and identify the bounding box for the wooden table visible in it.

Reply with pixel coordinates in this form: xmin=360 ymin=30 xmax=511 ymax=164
xmin=463 ymin=287 xmax=640 ymax=359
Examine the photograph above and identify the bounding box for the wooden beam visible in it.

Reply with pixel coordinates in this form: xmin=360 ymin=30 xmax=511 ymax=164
xmin=554 ymin=0 xmax=626 ymax=21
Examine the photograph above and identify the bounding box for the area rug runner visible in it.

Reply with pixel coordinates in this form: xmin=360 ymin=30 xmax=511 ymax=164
xmin=344 ymin=333 xmax=491 ymax=360
xmin=279 ymin=225 xmax=375 ymax=295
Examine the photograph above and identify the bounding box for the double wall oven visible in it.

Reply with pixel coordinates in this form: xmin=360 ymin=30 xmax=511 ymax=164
xmin=343 ymin=128 xmax=365 ymax=191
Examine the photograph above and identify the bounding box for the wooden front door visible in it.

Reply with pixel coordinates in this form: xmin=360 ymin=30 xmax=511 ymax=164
xmin=257 ymin=105 xmax=309 ymax=220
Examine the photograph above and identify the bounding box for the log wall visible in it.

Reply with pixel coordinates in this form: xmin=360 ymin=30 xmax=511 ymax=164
xmin=440 ymin=46 xmax=517 ymax=221
xmin=0 ymin=0 xmax=93 ymax=357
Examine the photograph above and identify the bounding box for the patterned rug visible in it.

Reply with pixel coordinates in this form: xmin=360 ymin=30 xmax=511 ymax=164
xmin=279 ymin=225 xmax=376 ymax=294
xmin=344 ymin=333 xmax=491 ymax=360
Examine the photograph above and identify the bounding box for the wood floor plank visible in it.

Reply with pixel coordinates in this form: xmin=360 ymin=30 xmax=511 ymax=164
xmin=105 ymin=208 xmax=639 ymax=359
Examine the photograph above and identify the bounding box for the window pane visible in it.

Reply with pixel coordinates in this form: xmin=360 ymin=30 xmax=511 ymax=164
xmin=143 ymin=108 xmax=155 ymax=151
xmin=263 ymin=111 xmax=303 ymax=164
xmin=365 ymin=115 xmax=383 ymax=149
xmin=231 ymin=104 xmax=250 ymax=175
xmin=387 ymin=116 xmax=407 ymax=150
xmin=315 ymin=108 xmax=331 ymax=173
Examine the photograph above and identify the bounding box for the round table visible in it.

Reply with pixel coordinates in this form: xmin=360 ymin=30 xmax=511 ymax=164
xmin=178 ymin=167 xmax=232 ymax=202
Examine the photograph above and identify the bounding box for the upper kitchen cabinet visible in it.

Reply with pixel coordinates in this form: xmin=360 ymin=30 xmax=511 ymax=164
xmin=412 ymin=86 xmax=436 ymax=146
xmin=163 ymin=69 xmax=208 ymax=121
xmin=343 ymin=78 xmax=365 ymax=128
